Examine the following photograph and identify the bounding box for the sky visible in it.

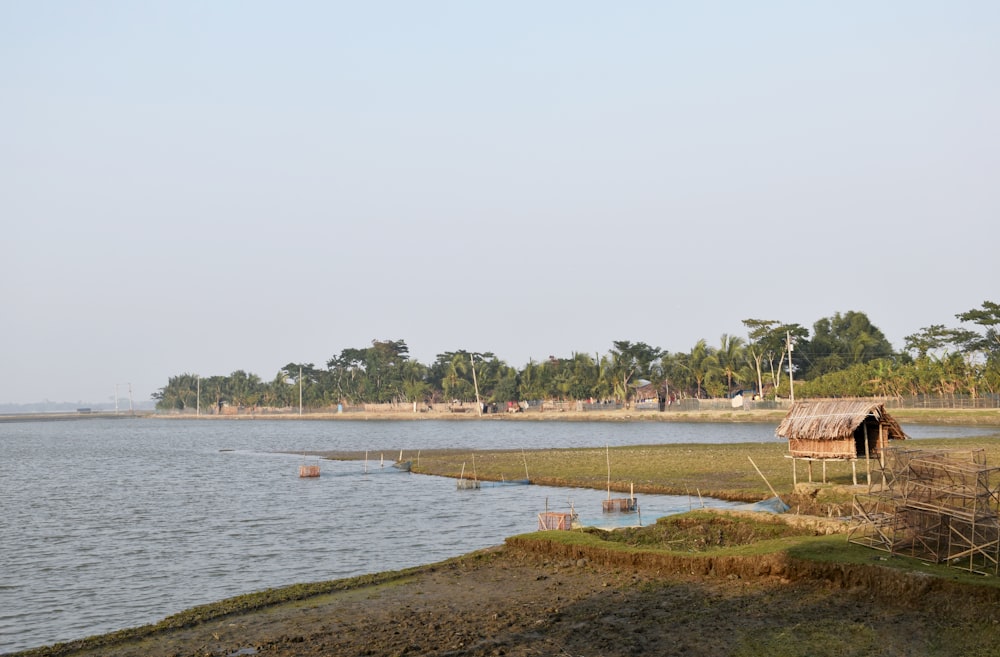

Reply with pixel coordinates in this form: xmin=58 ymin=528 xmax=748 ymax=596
xmin=2 ymin=1 xmax=998 ymax=405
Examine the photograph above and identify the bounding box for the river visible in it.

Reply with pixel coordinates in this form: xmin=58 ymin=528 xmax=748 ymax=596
xmin=0 ymin=417 xmax=992 ymax=653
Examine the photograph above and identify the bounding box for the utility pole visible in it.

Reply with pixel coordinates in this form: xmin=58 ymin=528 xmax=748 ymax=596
xmin=471 ymin=354 xmax=482 ymax=416
xmin=299 ymin=366 xmax=303 ymax=416
xmin=196 ymin=375 xmax=200 ymax=416
xmin=787 ymin=331 xmax=795 ymax=403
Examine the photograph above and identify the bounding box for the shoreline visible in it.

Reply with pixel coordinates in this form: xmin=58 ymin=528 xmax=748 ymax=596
xmin=6 ymin=405 xmax=998 ymax=426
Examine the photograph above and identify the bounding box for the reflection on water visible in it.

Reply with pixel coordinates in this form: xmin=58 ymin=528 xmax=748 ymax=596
xmin=0 ymin=418 xmax=993 ymax=652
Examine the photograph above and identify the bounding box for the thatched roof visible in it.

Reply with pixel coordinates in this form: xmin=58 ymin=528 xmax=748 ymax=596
xmin=775 ymin=400 xmax=908 ymax=441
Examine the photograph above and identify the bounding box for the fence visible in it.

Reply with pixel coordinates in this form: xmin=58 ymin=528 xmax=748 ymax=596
xmin=156 ymin=394 xmax=1000 ymax=417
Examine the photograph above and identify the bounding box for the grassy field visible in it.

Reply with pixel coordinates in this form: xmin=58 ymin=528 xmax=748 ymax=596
xmin=403 ymin=435 xmax=1000 ymax=504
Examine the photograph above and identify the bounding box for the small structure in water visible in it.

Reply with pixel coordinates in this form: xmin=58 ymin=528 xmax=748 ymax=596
xmin=456 ymin=455 xmax=484 ymax=489
xmin=457 ymin=460 xmax=480 ymax=489
xmin=602 ymin=495 xmax=639 ymax=513
xmin=538 ymin=500 xmax=578 ymax=530
xmin=603 ymin=445 xmax=639 ymax=514
xmin=298 ymin=453 xmax=321 ymax=478
xmin=391 ymin=450 xmax=412 ymax=472
xmin=538 ymin=511 xmax=576 ymax=530
xmin=299 ymin=464 xmax=320 ymax=478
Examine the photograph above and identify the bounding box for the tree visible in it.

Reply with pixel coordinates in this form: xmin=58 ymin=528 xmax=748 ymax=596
xmin=518 ymin=359 xmax=545 ymax=401
xmin=226 ymin=370 xmax=262 ymax=408
xmin=903 ymin=325 xmax=953 ymax=359
xmin=799 ymin=311 xmax=894 ymax=380
xmin=659 ymin=351 xmax=688 ymax=399
xmin=491 ymin=366 xmax=520 ymax=404
xmin=956 ymin=301 xmax=1000 ymax=355
xmin=440 ymin=351 xmax=473 ymax=402
xmin=399 ymin=359 xmax=431 ymax=403
xmin=741 ymin=319 xmax=808 ymax=398
xmin=566 ymin=352 xmax=600 ymax=400
xmin=716 ymin=333 xmax=746 ymax=397
xmin=742 ymin=319 xmax=777 ymax=399
xmin=608 ymin=341 xmax=662 ymax=407
xmin=684 ymin=339 xmax=718 ymax=399
xmin=152 ymin=373 xmax=199 ymax=411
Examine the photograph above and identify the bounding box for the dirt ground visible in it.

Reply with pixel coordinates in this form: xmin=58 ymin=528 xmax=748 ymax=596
xmin=30 ymin=540 xmax=1000 ymax=657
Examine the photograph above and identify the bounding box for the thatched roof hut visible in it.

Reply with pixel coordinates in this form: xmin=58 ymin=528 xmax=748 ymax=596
xmin=776 ymin=399 xmax=908 ymax=460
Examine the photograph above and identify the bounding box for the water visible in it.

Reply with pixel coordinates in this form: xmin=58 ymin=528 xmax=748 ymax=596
xmin=0 ymin=418 xmax=993 ymax=653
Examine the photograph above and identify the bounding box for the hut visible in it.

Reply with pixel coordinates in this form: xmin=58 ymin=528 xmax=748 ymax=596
xmin=775 ymin=400 xmax=908 ymax=485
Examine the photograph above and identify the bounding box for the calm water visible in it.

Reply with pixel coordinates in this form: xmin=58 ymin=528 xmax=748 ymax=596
xmin=0 ymin=418 xmax=992 ymax=653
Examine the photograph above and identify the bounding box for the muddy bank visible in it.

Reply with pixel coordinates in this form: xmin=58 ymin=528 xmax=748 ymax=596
xmin=16 ymin=516 xmax=1000 ymax=657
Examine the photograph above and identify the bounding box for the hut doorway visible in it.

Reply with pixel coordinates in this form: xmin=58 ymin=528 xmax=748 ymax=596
xmin=852 ymin=417 xmax=882 ymax=458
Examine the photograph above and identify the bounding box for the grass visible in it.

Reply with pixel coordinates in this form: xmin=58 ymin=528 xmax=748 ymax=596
xmin=514 ymin=510 xmax=1000 ymax=590
xmin=403 ymin=434 xmax=1000 ymax=505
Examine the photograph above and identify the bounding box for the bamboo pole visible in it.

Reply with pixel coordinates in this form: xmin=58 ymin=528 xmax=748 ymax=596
xmin=606 ymin=444 xmax=611 ymax=500
xmin=748 ymin=456 xmax=782 ymax=502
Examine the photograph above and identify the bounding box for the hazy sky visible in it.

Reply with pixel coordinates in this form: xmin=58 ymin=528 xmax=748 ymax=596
xmin=2 ymin=2 xmax=997 ymax=405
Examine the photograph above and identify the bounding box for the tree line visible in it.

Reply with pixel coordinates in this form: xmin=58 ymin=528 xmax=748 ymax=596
xmin=153 ymin=301 xmax=1000 ymax=411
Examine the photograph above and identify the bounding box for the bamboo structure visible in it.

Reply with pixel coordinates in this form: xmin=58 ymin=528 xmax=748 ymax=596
xmin=298 ymin=464 xmax=320 ymax=478
xmin=456 ymin=458 xmax=480 ymax=490
xmin=602 ymin=445 xmax=638 ymax=513
xmin=537 ymin=512 xmax=576 ymax=531
xmin=849 ymin=447 xmax=1000 ymax=575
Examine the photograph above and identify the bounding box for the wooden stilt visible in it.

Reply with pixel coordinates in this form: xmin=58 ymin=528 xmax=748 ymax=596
xmin=864 ymin=424 xmax=871 ymax=488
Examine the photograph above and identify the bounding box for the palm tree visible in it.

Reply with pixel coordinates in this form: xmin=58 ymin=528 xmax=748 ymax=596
xmin=717 ymin=334 xmax=746 ymax=397
xmin=443 ymin=353 xmax=470 ymax=401
xmin=685 ymin=340 xmax=719 ymax=399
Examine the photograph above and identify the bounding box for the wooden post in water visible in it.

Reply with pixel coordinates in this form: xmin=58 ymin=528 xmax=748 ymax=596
xmin=606 ymin=444 xmax=612 ymax=501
